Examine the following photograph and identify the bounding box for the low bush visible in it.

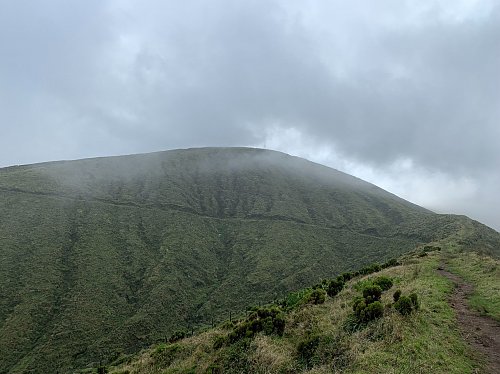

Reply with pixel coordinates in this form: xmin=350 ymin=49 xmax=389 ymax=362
xmin=382 ymin=258 xmax=399 ymax=268
xmin=308 ymin=288 xmax=327 ymax=304
xmin=168 ymin=330 xmax=187 ymax=343
xmin=228 ymin=307 xmax=286 ymax=343
xmin=281 ymin=288 xmax=314 ymax=310
xmin=373 ymin=276 xmax=393 ymax=291
xmin=326 ymin=278 xmax=345 ymax=297
xmin=393 ymin=289 xmax=402 ymax=302
xmin=362 ymin=285 xmax=382 ymax=303
xmin=359 ymin=263 xmax=382 ymax=276
xmin=394 ymin=292 xmax=419 ymax=315
xmin=409 ymin=293 xmax=419 ymax=310
xmin=394 ymin=296 xmax=413 ymax=315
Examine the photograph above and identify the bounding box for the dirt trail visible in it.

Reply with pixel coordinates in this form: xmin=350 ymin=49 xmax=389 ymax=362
xmin=438 ymin=269 xmax=500 ymax=374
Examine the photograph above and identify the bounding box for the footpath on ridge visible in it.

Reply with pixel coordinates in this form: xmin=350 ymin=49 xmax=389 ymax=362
xmin=438 ymin=268 xmax=500 ymax=374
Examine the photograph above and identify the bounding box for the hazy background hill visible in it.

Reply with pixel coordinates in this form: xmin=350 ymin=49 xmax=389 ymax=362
xmin=0 ymin=147 xmax=498 ymax=373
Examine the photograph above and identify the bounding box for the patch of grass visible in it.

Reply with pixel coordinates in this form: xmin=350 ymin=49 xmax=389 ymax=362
xmin=446 ymin=251 xmax=500 ymax=321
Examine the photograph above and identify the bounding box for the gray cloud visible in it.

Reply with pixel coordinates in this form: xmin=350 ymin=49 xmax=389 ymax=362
xmin=0 ymin=0 xmax=499 ymax=230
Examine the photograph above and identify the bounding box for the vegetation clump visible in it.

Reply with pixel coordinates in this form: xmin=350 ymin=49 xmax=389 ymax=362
xmin=308 ymin=288 xmax=327 ymax=304
xmin=228 ymin=307 xmax=286 ymax=343
xmin=168 ymin=330 xmax=187 ymax=343
xmin=351 ymin=277 xmax=394 ymax=325
xmin=373 ymin=276 xmax=393 ymax=291
xmin=394 ymin=292 xmax=419 ymax=315
xmin=393 ymin=289 xmax=402 ymax=302
xmin=326 ymin=278 xmax=345 ymax=297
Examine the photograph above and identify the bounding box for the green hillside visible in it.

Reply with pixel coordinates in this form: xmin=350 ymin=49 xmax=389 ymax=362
xmin=0 ymin=147 xmax=499 ymax=373
xmin=109 ymin=244 xmax=500 ymax=374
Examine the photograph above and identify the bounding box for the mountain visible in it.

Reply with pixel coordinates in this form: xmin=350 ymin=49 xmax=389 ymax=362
xmin=0 ymin=147 xmax=498 ymax=373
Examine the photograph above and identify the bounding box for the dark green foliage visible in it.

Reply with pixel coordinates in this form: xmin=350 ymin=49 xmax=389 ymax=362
xmin=97 ymin=366 xmax=108 ymax=374
xmin=308 ymin=289 xmax=327 ymax=304
xmin=351 ymin=281 xmax=390 ymax=324
xmin=169 ymin=330 xmax=188 ymax=343
xmin=393 ymin=289 xmax=402 ymax=302
xmin=382 ymin=258 xmax=399 ymax=268
xmin=228 ymin=307 xmax=285 ymax=343
xmin=373 ymin=276 xmax=393 ymax=291
xmin=353 ymin=299 xmax=384 ymax=323
xmin=423 ymin=245 xmax=441 ymax=252
xmin=362 ymin=285 xmax=382 ymax=303
xmin=363 ymin=301 xmax=384 ymax=321
xmin=393 ymin=291 xmax=419 ymax=315
xmin=394 ymin=296 xmax=413 ymax=315
xmin=339 ymin=272 xmax=354 ymax=281
xmin=359 ymin=263 xmax=382 ymax=276
xmin=409 ymin=293 xmax=420 ymax=310
xmin=326 ymin=278 xmax=345 ymax=297
xmin=280 ymin=288 xmax=314 ymax=310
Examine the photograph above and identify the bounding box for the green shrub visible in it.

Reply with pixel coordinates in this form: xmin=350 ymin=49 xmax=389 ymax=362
xmin=362 ymin=285 xmax=382 ymax=303
xmin=394 ymin=296 xmax=413 ymax=315
xmin=363 ymin=301 xmax=384 ymax=321
xmin=353 ymin=297 xmax=367 ymax=318
xmin=382 ymin=258 xmax=399 ymax=268
xmin=229 ymin=307 xmax=286 ymax=343
xmin=354 ymin=300 xmax=384 ymax=323
xmin=326 ymin=278 xmax=345 ymax=297
xmin=168 ymin=330 xmax=187 ymax=343
xmin=339 ymin=272 xmax=353 ymax=281
xmin=308 ymin=289 xmax=326 ymax=304
xmin=281 ymin=288 xmax=314 ymax=310
xmin=359 ymin=263 xmax=382 ymax=275
xmin=423 ymin=245 xmax=441 ymax=252
xmin=393 ymin=289 xmax=402 ymax=302
xmin=394 ymin=292 xmax=419 ymax=315
xmin=373 ymin=276 xmax=393 ymax=291
xmin=409 ymin=292 xmax=419 ymax=310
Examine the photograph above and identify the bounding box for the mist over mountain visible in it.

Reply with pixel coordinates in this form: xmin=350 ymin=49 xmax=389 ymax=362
xmin=0 ymin=147 xmax=498 ymax=373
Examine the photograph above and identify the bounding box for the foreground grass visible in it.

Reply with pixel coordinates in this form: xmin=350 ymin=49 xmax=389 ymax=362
xmin=445 ymin=251 xmax=500 ymax=322
xmin=111 ymin=251 xmax=483 ymax=373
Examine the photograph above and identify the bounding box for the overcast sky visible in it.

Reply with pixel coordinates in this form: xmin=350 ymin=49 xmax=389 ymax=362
xmin=1 ymin=0 xmax=499 ymax=230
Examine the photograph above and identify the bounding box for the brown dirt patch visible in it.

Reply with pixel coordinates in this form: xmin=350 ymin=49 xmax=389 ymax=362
xmin=438 ymin=268 xmax=500 ymax=374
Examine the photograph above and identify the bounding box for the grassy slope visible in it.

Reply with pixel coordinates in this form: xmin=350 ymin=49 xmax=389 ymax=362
xmin=112 ymin=245 xmax=500 ymax=374
xmin=0 ymin=147 xmax=499 ymax=373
